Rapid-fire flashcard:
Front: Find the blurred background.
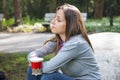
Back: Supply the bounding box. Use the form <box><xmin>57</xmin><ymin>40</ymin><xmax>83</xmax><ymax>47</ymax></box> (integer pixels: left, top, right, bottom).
<box><xmin>0</xmin><ymin>0</ymin><xmax>120</xmax><ymax>33</ymax></box>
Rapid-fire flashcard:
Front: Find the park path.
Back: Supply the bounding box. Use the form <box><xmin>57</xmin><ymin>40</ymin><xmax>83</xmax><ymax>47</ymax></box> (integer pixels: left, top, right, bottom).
<box><xmin>0</xmin><ymin>33</ymin><xmax>53</xmax><ymax>53</ymax></box>
<box><xmin>0</xmin><ymin>32</ymin><xmax>120</xmax><ymax>54</ymax></box>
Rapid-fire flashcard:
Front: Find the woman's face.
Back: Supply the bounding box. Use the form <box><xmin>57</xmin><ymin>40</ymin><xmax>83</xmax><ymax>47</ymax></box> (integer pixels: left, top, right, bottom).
<box><xmin>50</xmin><ymin>9</ymin><xmax>66</xmax><ymax>36</ymax></box>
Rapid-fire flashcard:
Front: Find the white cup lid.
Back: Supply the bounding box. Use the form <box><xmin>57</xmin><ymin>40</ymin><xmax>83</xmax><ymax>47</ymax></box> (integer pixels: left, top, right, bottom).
<box><xmin>30</xmin><ymin>57</ymin><xmax>43</xmax><ymax>62</ymax></box>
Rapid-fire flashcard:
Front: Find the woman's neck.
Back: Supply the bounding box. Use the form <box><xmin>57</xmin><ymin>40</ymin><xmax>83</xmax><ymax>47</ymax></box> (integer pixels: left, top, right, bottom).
<box><xmin>59</xmin><ymin>34</ymin><xmax>66</xmax><ymax>42</ymax></box>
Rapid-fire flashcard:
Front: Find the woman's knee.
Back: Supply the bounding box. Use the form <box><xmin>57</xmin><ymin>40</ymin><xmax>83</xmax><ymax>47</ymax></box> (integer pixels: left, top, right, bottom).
<box><xmin>27</xmin><ymin>66</ymin><xmax>32</xmax><ymax>73</ymax></box>
<box><xmin>41</xmin><ymin>72</ymin><xmax>59</xmax><ymax>80</ymax></box>
<box><xmin>41</xmin><ymin>72</ymin><xmax>74</xmax><ymax>80</ymax></box>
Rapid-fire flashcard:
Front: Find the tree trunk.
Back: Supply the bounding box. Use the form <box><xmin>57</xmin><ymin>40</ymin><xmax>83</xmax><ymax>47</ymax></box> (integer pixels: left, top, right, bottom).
<box><xmin>3</xmin><ymin>0</ymin><xmax>7</xmax><ymax>18</ymax></box>
<box><xmin>94</xmin><ymin>0</ymin><xmax>104</xmax><ymax>19</ymax></box>
<box><xmin>13</xmin><ymin>0</ymin><xmax>22</xmax><ymax>26</ymax></box>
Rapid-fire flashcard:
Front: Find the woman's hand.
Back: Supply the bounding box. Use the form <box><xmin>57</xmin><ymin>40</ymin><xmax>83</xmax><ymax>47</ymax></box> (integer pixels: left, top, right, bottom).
<box><xmin>28</xmin><ymin>63</ymin><xmax>31</xmax><ymax>66</ymax></box>
<box><xmin>28</xmin><ymin>51</ymin><xmax>38</xmax><ymax>62</ymax></box>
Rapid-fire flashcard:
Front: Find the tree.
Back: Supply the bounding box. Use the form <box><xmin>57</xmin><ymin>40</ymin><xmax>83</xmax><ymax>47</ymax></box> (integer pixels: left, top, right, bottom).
<box><xmin>3</xmin><ymin>0</ymin><xmax>7</xmax><ymax>18</ymax></box>
<box><xmin>13</xmin><ymin>0</ymin><xmax>22</xmax><ymax>26</ymax></box>
<box><xmin>25</xmin><ymin>0</ymin><xmax>48</xmax><ymax>19</ymax></box>
<box><xmin>94</xmin><ymin>0</ymin><xmax>104</xmax><ymax>19</ymax></box>
<box><xmin>49</xmin><ymin>0</ymin><xmax>57</xmax><ymax>12</ymax></box>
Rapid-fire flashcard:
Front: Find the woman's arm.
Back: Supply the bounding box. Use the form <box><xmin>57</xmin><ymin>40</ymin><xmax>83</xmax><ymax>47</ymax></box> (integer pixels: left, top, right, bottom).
<box><xmin>42</xmin><ymin>41</ymin><xmax>81</xmax><ymax>73</ymax></box>
<box><xmin>28</xmin><ymin>41</ymin><xmax>56</xmax><ymax>61</ymax></box>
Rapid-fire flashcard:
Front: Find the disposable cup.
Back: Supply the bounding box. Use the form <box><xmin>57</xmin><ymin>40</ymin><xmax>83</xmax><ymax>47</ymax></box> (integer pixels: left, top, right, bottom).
<box><xmin>30</xmin><ymin>57</ymin><xmax>43</xmax><ymax>76</ymax></box>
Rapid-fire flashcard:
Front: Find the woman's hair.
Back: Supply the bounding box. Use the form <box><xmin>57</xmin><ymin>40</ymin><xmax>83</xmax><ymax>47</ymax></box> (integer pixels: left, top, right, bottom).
<box><xmin>47</xmin><ymin>3</ymin><xmax>94</xmax><ymax>51</ymax></box>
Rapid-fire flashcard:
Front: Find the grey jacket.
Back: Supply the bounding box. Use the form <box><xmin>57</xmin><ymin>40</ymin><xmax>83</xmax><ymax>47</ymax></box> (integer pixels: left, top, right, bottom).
<box><xmin>28</xmin><ymin>34</ymin><xmax>101</xmax><ymax>80</ymax></box>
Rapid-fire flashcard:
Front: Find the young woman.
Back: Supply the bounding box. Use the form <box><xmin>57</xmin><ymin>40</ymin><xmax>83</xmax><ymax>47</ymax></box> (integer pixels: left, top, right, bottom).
<box><xmin>27</xmin><ymin>3</ymin><xmax>101</xmax><ymax>80</ymax></box>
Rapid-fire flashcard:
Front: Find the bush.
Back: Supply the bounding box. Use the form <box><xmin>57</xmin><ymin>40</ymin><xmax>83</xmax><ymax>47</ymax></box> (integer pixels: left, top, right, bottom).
<box><xmin>0</xmin><ymin>18</ymin><xmax>14</xmax><ymax>31</ymax></box>
<box><xmin>7</xmin><ymin>23</ymin><xmax>47</xmax><ymax>33</ymax></box>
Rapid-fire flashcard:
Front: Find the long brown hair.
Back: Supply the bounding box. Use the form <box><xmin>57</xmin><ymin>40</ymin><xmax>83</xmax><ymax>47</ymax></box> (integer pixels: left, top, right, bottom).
<box><xmin>47</xmin><ymin>3</ymin><xmax>94</xmax><ymax>51</ymax></box>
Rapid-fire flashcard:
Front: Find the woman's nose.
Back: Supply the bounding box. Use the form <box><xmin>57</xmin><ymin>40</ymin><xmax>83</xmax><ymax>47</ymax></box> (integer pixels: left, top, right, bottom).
<box><xmin>50</xmin><ymin>19</ymin><xmax>55</xmax><ymax>27</ymax></box>
<box><xmin>51</xmin><ymin>18</ymin><xmax>55</xmax><ymax>24</ymax></box>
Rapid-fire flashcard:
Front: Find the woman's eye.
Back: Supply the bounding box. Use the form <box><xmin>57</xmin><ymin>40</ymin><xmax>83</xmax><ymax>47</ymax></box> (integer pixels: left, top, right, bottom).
<box><xmin>57</xmin><ymin>19</ymin><xmax>61</xmax><ymax>22</ymax></box>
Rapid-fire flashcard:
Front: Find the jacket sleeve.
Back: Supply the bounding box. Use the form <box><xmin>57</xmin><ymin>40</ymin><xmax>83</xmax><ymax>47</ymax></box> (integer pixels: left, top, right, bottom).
<box><xmin>27</xmin><ymin>41</ymin><xmax>56</xmax><ymax>61</ymax></box>
<box><xmin>42</xmin><ymin>41</ymin><xmax>81</xmax><ymax>73</ymax></box>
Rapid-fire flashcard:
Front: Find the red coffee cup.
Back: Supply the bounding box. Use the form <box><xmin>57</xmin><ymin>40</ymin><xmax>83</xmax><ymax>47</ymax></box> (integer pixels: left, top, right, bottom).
<box><xmin>31</xmin><ymin>62</ymin><xmax>42</xmax><ymax>69</ymax></box>
<box><xmin>30</xmin><ymin>57</ymin><xmax>43</xmax><ymax>75</ymax></box>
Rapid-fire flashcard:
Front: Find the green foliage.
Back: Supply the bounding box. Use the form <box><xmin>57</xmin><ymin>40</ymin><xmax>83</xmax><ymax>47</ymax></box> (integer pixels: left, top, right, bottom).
<box><xmin>0</xmin><ymin>16</ymin><xmax>120</xmax><ymax>33</ymax></box>
<box><xmin>85</xmin><ymin>16</ymin><xmax>120</xmax><ymax>33</ymax></box>
<box><xmin>3</xmin><ymin>0</ymin><xmax>14</xmax><ymax>17</ymax></box>
<box><xmin>21</xmin><ymin>0</ymin><xmax>49</xmax><ymax>19</ymax></box>
<box><xmin>22</xmin><ymin>15</ymin><xmax>31</xmax><ymax>25</ymax></box>
<box><xmin>23</xmin><ymin>15</ymin><xmax>44</xmax><ymax>25</ymax></box>
<box><xmin>1</xmin><ymin>0</ymin><xmax>120</xmax><ymax>19</ymax></box>
<box><xmin>63</xmin><ymin>0</ymin><xmax>91</xmax><ymax>12</ymax></box>
<box><xmin>0</xmin><ymin>18</ymin><xmax>15</xmax><ymax>31</ymax></box>
<box><xmin>1</xmin><ymin>18</ymin><xmax>14</xmax><ymax>27</ymax></box>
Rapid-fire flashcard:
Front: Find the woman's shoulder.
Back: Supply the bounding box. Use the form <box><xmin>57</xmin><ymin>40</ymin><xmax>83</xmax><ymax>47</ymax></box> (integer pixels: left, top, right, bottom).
<box><xmin>63</xmin><ymin>35</ymin><xmax>87</xmax><ymax>48</ymax></box>
<box><xmin>64</xmin><ymin>34</ymin><xmax>92</xmax><ymax>52</ymax></box>
<box><xmin>68</xmin><ymin>34</ymin><xmax>86</xmax><ymax>44</ymax></box>
<box><xmin>43</xmin><ymin>40</ymin><xmax>57</xmax><ymax>48</ymax></box>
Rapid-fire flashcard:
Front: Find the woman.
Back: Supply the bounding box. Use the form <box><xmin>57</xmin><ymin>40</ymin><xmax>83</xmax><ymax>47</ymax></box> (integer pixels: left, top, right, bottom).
<box><xmin>27</xmin><ymin>3</ymin><xmax>101</xmax><ymax>80</ymax></box>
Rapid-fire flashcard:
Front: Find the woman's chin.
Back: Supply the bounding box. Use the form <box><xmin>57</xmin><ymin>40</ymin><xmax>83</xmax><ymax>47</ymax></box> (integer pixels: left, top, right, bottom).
<box><xmin>52</xmin><ymin>32</ymin><xmax>57</xmax><ymax>34</ymax></box>
<box><xmin>51</xmin><ymin>30</ymin><xmax>56</xmax><ymax>34</ymax></box>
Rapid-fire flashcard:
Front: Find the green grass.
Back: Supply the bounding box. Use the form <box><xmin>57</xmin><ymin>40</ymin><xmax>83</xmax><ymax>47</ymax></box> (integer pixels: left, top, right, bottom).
<box><xmin>85</xmin><ymin>16</ymin><xmax>120</xmax><ymax>33</ymax></box>
<box><xmin>0</xmin><ymin>53</ymin><xmax>28</xmax><ymax>80</ymax></box>
<box><xmin>0</xmin><ymin>52</ymin><xmax>54</xmax><ymax>80</ymax></box>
